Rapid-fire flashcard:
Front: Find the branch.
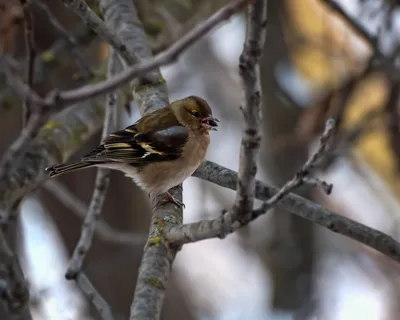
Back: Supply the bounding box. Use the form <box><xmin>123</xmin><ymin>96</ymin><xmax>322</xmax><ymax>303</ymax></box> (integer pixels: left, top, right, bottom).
<box><xmin>232</xmin><ymin>0</ymin><xmax>266</xmax><ymax>221</ymax></box>
<box><xmin>75</xmin><ymin>273</ymin><xmax>114</xmax><ymax>320</ymax></box>
<box><xmin>59</xmin><ymin>0</ymin><xmax>138</xmax><ymax>65</ymax></box>
<box><xmin>66</xmin><ymin>48</ymin><xmax>118</xmax><ymax>280</ymax></box>
<box><xmin>0</xmin><ymin>0</ymin><xmax>253</xmax><ymax>180</ymax></box>
<box><xmin>97</xmin><ymin>1</ymin><xmax>173</xmax><ymax>319</ymax></box>
<box><xmin>166</xmin><ymin>119</ymin><xmax>334</xmax><ymax>244</ymax></box>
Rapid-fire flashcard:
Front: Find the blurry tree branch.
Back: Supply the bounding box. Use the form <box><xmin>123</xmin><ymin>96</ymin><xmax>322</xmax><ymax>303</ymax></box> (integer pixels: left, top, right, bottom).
<box><xmin>75</xmin><ymin>272</ymin><xmax>114</xmax><ymax>320</ymax></box>
<box><xmin>59</xmin><ymin>0</ymin><xmax>138</xmax><ymax>65</ymax></box>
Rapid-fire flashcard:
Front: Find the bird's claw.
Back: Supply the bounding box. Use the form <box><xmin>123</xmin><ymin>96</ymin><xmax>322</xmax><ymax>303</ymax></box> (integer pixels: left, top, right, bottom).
<box><xmin>163</xmin><ymin>192</ymin><xmax>185</xmax><ymax>208</ymax></box>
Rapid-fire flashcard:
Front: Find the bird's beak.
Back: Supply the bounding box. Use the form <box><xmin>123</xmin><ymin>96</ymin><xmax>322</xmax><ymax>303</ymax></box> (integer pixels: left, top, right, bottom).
<box><xmin>201</xmin><ymin>116</ymin><xmax>219</xmax><ymax>131</ymax></box>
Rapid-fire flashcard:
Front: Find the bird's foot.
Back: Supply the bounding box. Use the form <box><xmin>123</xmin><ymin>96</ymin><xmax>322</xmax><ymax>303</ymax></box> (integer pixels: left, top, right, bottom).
<box><xmin>163</xmin><ymin>192</ymin><xmax>185</xmax><ymax>208</ymax></box>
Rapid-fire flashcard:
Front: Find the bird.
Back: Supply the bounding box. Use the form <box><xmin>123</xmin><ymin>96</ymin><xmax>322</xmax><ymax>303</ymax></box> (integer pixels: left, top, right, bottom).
<box><xmin>45</xmin><ymin>95</ymin><xmax>219</xmax><ymax>208</ymax></box>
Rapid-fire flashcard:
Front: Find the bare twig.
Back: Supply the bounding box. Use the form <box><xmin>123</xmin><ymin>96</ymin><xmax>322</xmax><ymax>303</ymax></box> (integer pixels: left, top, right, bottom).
<box><xmin>32</xmin><ymin>0</ymin><xmax>92</xmax><ymax>79</ymax></box>
<box><xmin>19</xmin><ymin>0</ymin><xmax>36</xmax><ymax>126</ymax></box>
<box><xmin>232</xmin><ymin>0</ymin><xmax>267</xmax><ymax>221</ymax></box>
<box><xmin>255</xmin><ymin>119</ymin><xmax>335</xmax><ymax>211</ymax></box>
<box><xmin>44</xmin><ymin>180</ymin><xmax>145</xmax><ymax>246</ymax></box>
<box><xmin>75</xmin><ymin>273</ymin><xmax>114</xmax><ymax>320</ymax></box>
<box><xmin>59</xmin><ymin>0</ymin><xmax>137</xmax><ymax>65</ymax></box>
<box><xmin>166</xmin><ymin>119</ymin><xmax>335</xmax><ymax>244</ymax></box>
<box><xmin>66</xmin><ymin>48</ymin><xmax>118</xmax><ymax>280</ymax></box>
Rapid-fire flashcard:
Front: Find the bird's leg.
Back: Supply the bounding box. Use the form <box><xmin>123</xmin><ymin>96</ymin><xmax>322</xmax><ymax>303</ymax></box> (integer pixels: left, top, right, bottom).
<box><xmin>163</xmin><ymin>191</ymin><xmax>185</xmax><ymax>208</ymax></box>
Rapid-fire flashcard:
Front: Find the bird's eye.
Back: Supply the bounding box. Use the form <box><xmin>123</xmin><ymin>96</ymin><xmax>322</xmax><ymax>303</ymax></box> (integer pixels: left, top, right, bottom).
<box><xmin>191</xmin><ymin>111</ymin><xmax>201</xmax><ymax>117</ymax></box>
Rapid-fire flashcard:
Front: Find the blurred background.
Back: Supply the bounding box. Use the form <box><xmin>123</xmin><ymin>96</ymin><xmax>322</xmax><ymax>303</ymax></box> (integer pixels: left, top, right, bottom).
<box><xmin>2</xmin><ymin>0</ymin><xmax>400</xmax><ymax>319</ymax></box>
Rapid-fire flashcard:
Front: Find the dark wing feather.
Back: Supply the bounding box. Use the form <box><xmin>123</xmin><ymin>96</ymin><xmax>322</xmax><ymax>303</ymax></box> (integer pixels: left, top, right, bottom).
<box><xmin>102</xmin><ymin>124</ymin><xmax>138</xmax><ymax>144</ymax></box>
<box><xmin>81</xmin><ymin>126</ymin><xmax>188</xmax><ymax>166</ymax></box>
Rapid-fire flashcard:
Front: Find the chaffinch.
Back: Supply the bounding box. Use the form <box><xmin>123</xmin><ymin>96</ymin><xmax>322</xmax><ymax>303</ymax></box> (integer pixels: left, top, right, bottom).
<box><xmin>45</xmin><ymin>95</ymin><xmax>218</xmax><ymax>207</ymax></box>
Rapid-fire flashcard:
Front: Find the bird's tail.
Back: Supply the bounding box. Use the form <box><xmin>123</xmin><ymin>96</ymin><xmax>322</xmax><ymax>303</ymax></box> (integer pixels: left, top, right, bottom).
<box><xmin>45</xmin><ymin>161</ymin><xmax>94</xmax><ymax>177</ymax></box>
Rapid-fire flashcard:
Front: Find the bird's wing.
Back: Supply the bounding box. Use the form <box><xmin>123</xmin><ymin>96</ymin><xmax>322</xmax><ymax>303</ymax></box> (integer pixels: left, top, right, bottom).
<box><xmin>82</xmin><ymin>126</ymin><xmax>189</xmax><ymax>165</ymax></box>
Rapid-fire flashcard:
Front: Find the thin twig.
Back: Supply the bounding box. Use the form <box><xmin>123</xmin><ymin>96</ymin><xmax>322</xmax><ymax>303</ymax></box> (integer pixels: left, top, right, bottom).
<box><xmin>32</xmin><ymin>0</ymin><xmax>92</xmax><ymax>79</ymax></box>
<box><xmin>166</xmin><ymin>119</ymin><xmax>335</xmax><ymax>244</ymax></box>
<box><xmin>19</xmin><ymin>0</ymin><xmax>36</xmax><ymax>126</ymax></box>
<box><xmin>75</xmin><ymin>273</ymin><xmax>114</xmax><ymax>320</ymax></box>
<box><xmin>256</xmin><ymin>119</ymin><xmax>335</xmax><ymax>211</ymax></box>
<box><xmin>232</xmin><ymin>0</ymin><xmax>267</xmax><ymax>221</ymax></box>
<box><xmin>66</xmin><ymin>48</ymin><xmax>118</xmax><ymax>280</ymax></box>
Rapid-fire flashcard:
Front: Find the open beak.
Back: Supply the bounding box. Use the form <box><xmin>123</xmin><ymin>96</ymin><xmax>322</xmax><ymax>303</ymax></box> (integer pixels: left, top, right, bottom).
<box><xmin>201</xmin><ymin>116</ymin><xmax>219</xmax><ymax>131</ymax></box>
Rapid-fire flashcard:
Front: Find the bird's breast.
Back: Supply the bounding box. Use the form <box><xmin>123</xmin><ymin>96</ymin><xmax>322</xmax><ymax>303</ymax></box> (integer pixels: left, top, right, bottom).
<box><xmin>135</xmin><ymin>131</ymin><xmax>210</xmax><ymax>195</ymax></box>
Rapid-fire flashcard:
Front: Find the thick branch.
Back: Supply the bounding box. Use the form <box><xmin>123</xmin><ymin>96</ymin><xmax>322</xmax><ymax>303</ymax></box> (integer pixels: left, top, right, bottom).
<box><xmin>98</xmin><ymin>1</ymin><xmax>175</xmax><ymax>319</ymax></box>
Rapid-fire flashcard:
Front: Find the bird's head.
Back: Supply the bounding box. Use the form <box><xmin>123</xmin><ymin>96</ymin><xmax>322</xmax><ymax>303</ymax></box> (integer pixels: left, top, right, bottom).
<box><xmin>170</xmin><ymin>96</ymin><xmax>219</xmax><ymax>131</ymax></box>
